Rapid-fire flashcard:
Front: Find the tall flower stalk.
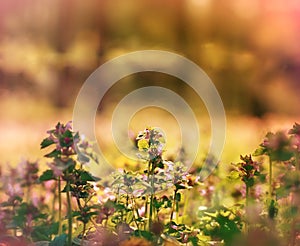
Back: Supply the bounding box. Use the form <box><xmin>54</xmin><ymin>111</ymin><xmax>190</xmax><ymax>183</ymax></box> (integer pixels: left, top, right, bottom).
<box><xmin>257</xmin><ymin>132</ymin><xmax>293</xmax><ymax>194</ymax></box>
<box><xmin>231</xmin><ymin>155</ymin><xmax>260</xmax><ymax>232</ymax></box>
<box><xmin>40</xmin><ymin>122</ymin><xmax>79</xmax><ymax>246</ymax></box>
<box><xmin>136</xmin><ymin>127</ymin><xmax>165</xmax><ymax>230</ymax></box>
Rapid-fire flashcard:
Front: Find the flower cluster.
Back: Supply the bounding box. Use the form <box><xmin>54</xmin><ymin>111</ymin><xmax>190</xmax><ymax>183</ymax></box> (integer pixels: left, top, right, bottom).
<box><xmin>289</xmin><ymin>122</ymin><xmax>300</xmax><ymax>153</ymax></box>
<box><xmin>2</xmin><ymin>121</ymin><xmax>300</xmax><ymax>245</ymax></box>
<box><xmin>136</xmin><ymin>127</ymin><xmax>165</xmax><ymax>162</ymax></box>
<box><xmin>255</xmin><ymin>131</ymin><xmax>293</xmax><ymax>162</ymax></box>
<box><xmin>234</xmin><ymin>155</ymin><xmax>260</xmax><ymax>188</ymax></box>
<box><xmin>41</xmin><ymin>121</ymin><xmax>79</xmax><ymax>158</ymax></box>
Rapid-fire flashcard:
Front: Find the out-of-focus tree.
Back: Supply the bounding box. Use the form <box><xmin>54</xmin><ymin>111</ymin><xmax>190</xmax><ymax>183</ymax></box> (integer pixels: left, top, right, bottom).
<box><xmin>0</xmin><ymin>0</ymin><xmax>299</xmax><ymax>115</ymax></box>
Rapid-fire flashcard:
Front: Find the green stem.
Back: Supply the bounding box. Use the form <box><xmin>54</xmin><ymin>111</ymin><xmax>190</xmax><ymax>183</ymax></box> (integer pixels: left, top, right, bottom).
<box><xmin>58</xmin><ymin>176</ymin><xmax>62</xmax><ymax>235</ymax></box>
<box><xmin>170</xmin><ymin>190</ymin><xmax>177</xmax><ymax>222</ymax></box>
<box><xmin>66</xmin><ymin>177</ymin><xmax>72</xmax><ymax>246</ymax></box>
<box><xmin>12</xmin><ymin>204</ymin><xmax>17</xmax><ymax>236</ymax></box>
<box><xmin>81</xmin><ymin>222</ymin><xmax>86</xmax><ymax>246</ymax></box>
<box><xmin>149</xmin><ymin>193</ymin><xmax>154</xmax><ymax>229</ymax></box>
<box><xmin>269</xmin><ymin>158</ymin><xmax>273</xmax><ymax>198</ymax></box>
<box><xmin>182</xmin><ymin>191</ymin><xmax>189</xmax><ymax>224</ymax></box>
<box><xmin>175</xmin><ymin>198</ymin><xmax>179</xmax><ymax>222</ymax></box>
<box><xmin>144</xmin><ymin>195</ymin><xmax>148</xmax><ymax>230</ymax></box>
<box><xmin>296</xmin><ymin>152</ymin><xmax>300</xmax><ymax>171</ymax></box>
<box><xmin>290</xmin><ymin>192</ymin><xmax>296</xmax><ymax>246</ymax></box>
<box><xmin>149</xmin><ymin>161</ymin><xmax>155</xmax><ymax>230</ymax></box>
<box><xmin>245</xmin><ymin>185</ymin><xmax>250</xmax><ymax>208</ymax></box>
<box><xmin>245</xmin><ymin>185</ymin><xmax>250</xmax><ymax>233</ymax></box>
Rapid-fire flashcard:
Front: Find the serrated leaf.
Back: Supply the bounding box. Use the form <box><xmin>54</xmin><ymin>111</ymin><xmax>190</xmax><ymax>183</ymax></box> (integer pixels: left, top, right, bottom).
<box><xmin>41</xmin><ymin>138</ymin><xmax>55</xmax><ymax>149</ymax></box>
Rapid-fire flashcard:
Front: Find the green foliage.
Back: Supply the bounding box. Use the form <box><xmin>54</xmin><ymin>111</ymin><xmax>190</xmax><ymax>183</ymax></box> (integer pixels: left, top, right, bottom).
<box><xmin>31</xmin><ymin>222</ymin><xmax>59</xmax><ymax>241</ymax></box>
<box><xmin>197</xmin><ymin>206</ymin><xmax>242</xmax><ymax>245</ymax></box>
<box><xmin>2</xmin><ymin>121</ymin><xmax>300</xmax><ymax>245</ymax></box>
<box><xmin>39</xmin><ymin>169</ymin><xmax>55</xmax><ymax>181</ymax></box>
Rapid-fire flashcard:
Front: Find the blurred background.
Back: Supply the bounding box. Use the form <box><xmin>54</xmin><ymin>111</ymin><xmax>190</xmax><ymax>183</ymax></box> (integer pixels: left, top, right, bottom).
<box><xmin>0</xmin><ymin>0</ymin><xmax>299</xmax><ymax>167</ymax></box>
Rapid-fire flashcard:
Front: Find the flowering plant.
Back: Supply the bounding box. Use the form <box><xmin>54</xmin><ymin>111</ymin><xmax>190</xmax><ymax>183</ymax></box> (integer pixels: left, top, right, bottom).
<box><xmin>1</xmin><ymin>122</ymin><xmax>300</xmax><ymax>245</ymax></box>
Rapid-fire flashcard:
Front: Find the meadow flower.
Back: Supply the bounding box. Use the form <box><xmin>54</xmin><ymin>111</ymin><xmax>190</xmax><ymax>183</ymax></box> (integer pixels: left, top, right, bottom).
<box><xmin>288</xmin><ymin>122</ymin><xmax>300</xmax><ymax>136</ymax></box>
<box><xmin>17</xmin><ymin>160</ymin><xmax>39</xmax><ymax>187</ymax></box>
<box><xmin>97</xmin><ymin>186</ymin><xmax>116</xmax><ymax>203</ymax></box>
<box><xmin>289</xmin><ymin>122</ymin><xmax>300</xmax><ymax>152</ymax></box>
<box><xmin>47</xmin><ymin>162</ymin><xmax>63</xmax><ymax>177</ymax></box>
<box><xmin>5</xmin><ymin>182</ymin><xmax>23</xmax><ymax>204</ymax></box>
<box><xmin>256</xmin><ymin>131</ymin><xmax>293</xmax><ymax>161</ymax></box>
<box><xmin>235</xmin><ymin>155</ymin><xmax>260</xmax><ymax>188</ymax></box>
<box><xmin>136</xmin><ymin>127</ymin><xmax>165</xmax><ymax>161</ymax></box>
<box><xmin>164</xmin><ymin>161</ymin><xmax>191</xmax><ymax>190</ymax></box>
<box><xmin>41</xmin><ymin>121</ymin><xmax>80</xmax><ymax>158</ymax></box>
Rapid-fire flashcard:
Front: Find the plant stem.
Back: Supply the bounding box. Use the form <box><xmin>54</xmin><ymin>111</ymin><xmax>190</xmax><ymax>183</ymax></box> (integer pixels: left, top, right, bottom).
<box><xmin>58</xmin><ymin>176</ymin><xmax>62</xmax><ymax>235</ymax></box>
<box><xmin>182</xmin><ymin>191</ymin><xmax>190</xmax><ymax>224</ymax></box>
<box><xmin>245</xmin><ymin>185</ymin><xmax>250</xmax><ymax>208</ymax></box>
<box><xmin>269</xmin><ymin>158</ymin><xmax>273</xmax><ymax>198</ymax></box>
<box><xmin>81</xmin><ymin>222</ymin><xmax>86</xmax><ymax>246</ymax></box>
<box><xmin>290</xmin><ymin>192</ymin><xmax>296</xmax><ymax>246</ymax></box>
<box><xmin>66</xmin><ymin>176</ymin><xmax>72</xmax><ymax>246</ymax></box>
<box><xmin>131</xmin><ymin>196</ymin><xmax>142</xmax><ymax>234</ymax></box>
<box><xmin>148</xmin><ymin>161</ymin><xmax>155</xmax><ymax>230</ymax></box>
<box><xmin>12</xmin><ymin>204</ymin><xmax>17</xmax><ymax>236</ymax></box>
<box><xmin>149</xmin><ymin>193</ymin><xmax>153</xmax><ymax>228</ymax></box>
<box><xmin>296</xmin><ymin>152</ymin><xmax>300</xmax><ymax>171</ymax></box>
<box><xmin>26</xmin><ymin>186</ymin><xmax>31</xmax><ymax>203</ymax></box>
<box><xmin>170</xmin><ymin>190</ymin><xmax>177</xmax><ymax>222</ymax></box>
<box><xmin>245</xmin><ymin>185</ymin><xmax>250</xmax><ymax>234</ymax></box>
<box><xmin>144</xmin><ymin>195</ymin><xmax>148</xmax><ymax>230</ymax></box>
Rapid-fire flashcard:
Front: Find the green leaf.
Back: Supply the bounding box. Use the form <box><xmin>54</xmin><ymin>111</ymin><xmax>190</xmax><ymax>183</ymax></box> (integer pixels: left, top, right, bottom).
<box><xmin>188</xmin><ymin>236</ymin><xmax>199</xmax><ymax>246</ymax></box>
<box><xmin>61</xmin><ymin>185</ymin><xmax>68</xmax><ymax>193</ymax></box>
<box><xmin>39</xmin><ymin>170</ymin><xmax>55</xmax><ymax>181</ymax></box>
<box><xmin>45</xmin><ymin>149</ymin><xmax>61</xmax><ymax>158</ymax></box>
<box><xmin>31</xmin><ymin>222</ymin><xmax>59</xmax><ymax>241</ymax></box>
<box><xmin>253</xmin><ymin>147</ymin><xmax>266</xmax><ymax>156</ymax></box>
<box><xmin>133</xmin><ymin>230</ymin><xmax>154</xmax><ymax>241</ymax></box>
<box><xmin>41</xmin><ymin>138</ymin><xmax>55</xmax><ymax>149</ymax></box>
<box><xmin>72</xmin><ymin>211</ymin><xmax>81</xmax><ymax>217</ymax></box>
<box><xmin>271</xmin><ymin>150</ymin><xmax>293</xmax><ymax>162</ymax></box>
<box><xmin>268</xmin><ymin>199</ymin><xmax>278</xmax><ymax>219</ymax></box>
<box><xmin>80</xmin><ymin>170</ymin><xmax>100</xmax><ymax>182</ymax></box>
<box><xmin>49</xmin><ymin>234</ymin><xmax>67</xmax><ymax>246</ymax></box>
<box><xmin>245</xmin><ymin>177</ymin><xmax>254</xmax><ymax>188</ymax></box>
<box><xmin>175</xmin><ymin>192</ymin><xmax>181</xmax><ymax>202</ymax></box>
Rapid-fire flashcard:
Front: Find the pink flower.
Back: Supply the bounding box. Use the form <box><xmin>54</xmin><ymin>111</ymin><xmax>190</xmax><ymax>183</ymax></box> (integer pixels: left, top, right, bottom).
<box><xmin>47</xmin><ymin>162</ymin><xmax>63</xmax><ymax>177</ymax></box>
